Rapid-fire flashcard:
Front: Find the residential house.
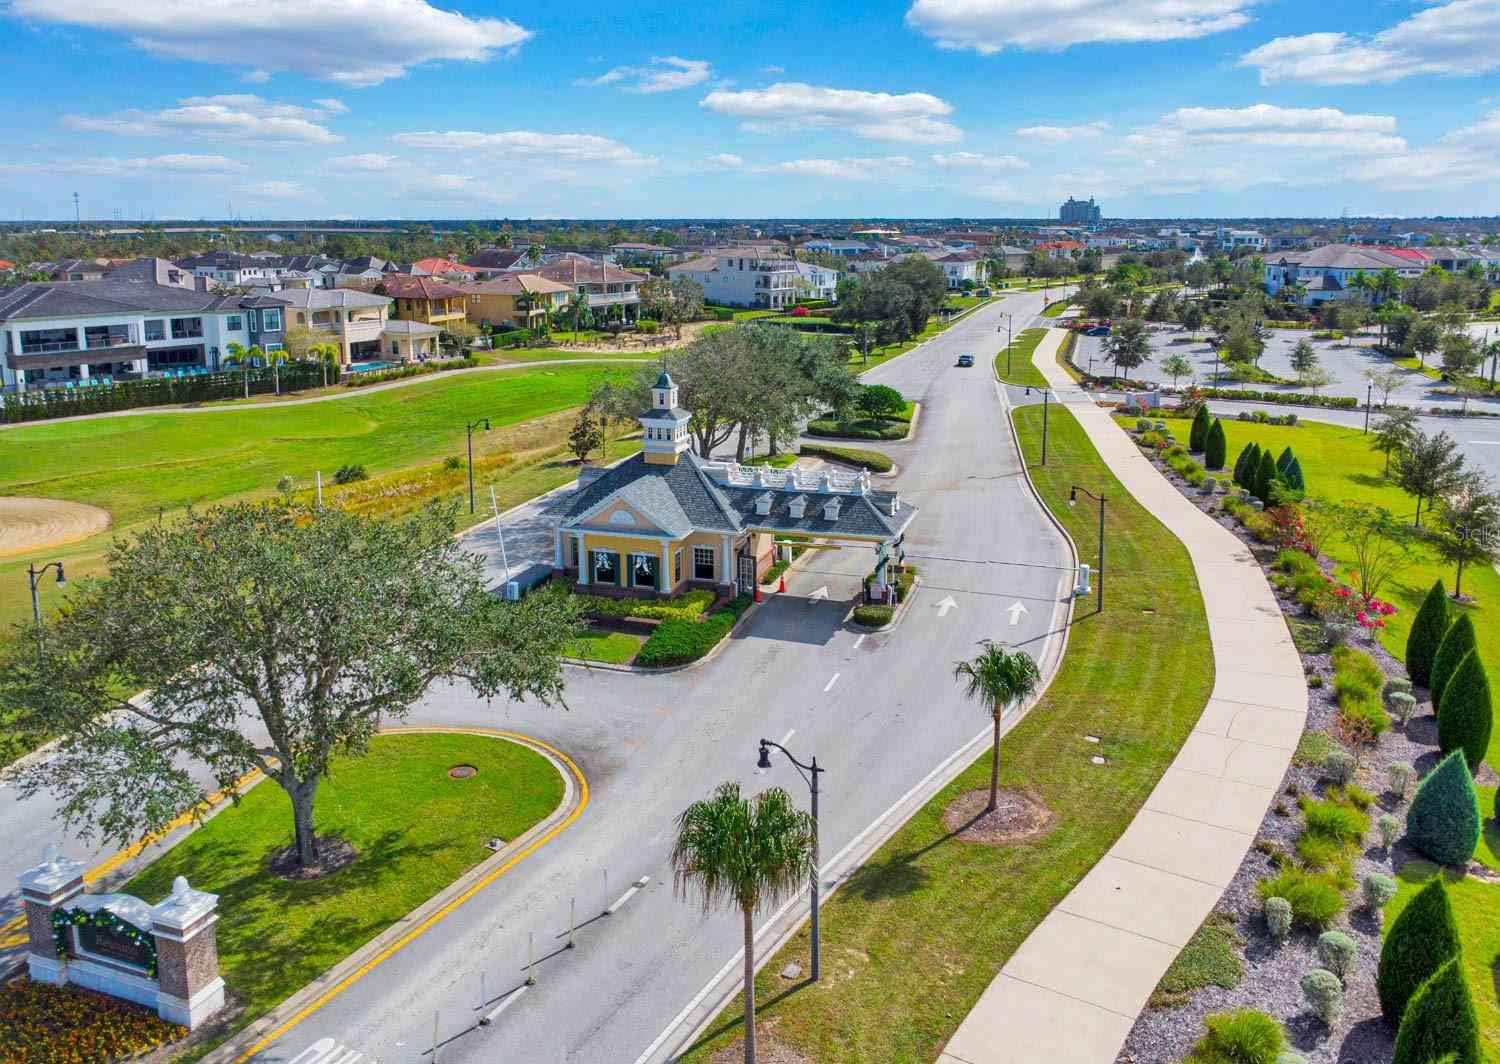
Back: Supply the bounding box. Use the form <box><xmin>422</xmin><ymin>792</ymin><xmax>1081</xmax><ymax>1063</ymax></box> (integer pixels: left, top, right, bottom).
<box><xmin>105</xmin><ymin>257</ymin><xmax>198</xmax><ymax>289</ymax></box>
<box><xmin>465</xmin><ymin>248</ymin><xmax>540</xmax><ymax>276</ymax></box>
<box><xmin>534</xmin><ymin>260</ymin><xmax>647</xmax><ymax>323</ymax></box>
<box><xmin>459</xmin><ymin>273</ymin><xmax>574</xmax><ymax>330</ymax></box>
<box><xmin>610</xmin><ymin>243</ymin><xmax>679</xmax><ymax>265</ymax></box>
<box><xmin>380</xmin><ymin>320</ymin><xmax>444</xmax><ymax>361</ymax></box>
<box><xmin>408</xmin><ymin>257</ymin><xmax>479</xmax><ymax>281</ymax></box>
<box><xmin>793</xmin><ymin>261</ymin><xmax>840</xmax><ymax>301</ymax></box>
<box><xmin>929</xmin><ymin>250</ymin><xmax>985</xmax><ymax>289</ymax></box>
<box><xmin>1262</xmin><ymin>244</ymin><xmax>1427</xmax><ymax>305</ymax></box>
<box><xmin>1218</xmin><ymin>228</ymin><xmax>1267</xmax><ymax>252</ymax></box>
<box><xmin>239</xmin><ymin>295</ymin><xmax>288</xmax><ymax>352</ymax></box>
<box><xmin>176</xmin><ymin>252</ymin><xmax>281</xmax><ymax>289</ymax></box>
<box><xmin>551</xmin><ymin>372</ymin><xmax>918</xmax><ymax>598</ymax></box>
<box><xmin>667</xmin><ymin>249</ymin><xmax>798</xmax><ymax>309</ymax></box>
<box><xmin>0</xmin><ymin>280</ymin><xmax>267</xmax><ymax>391</ymax></box>
<box><xmin>1035</xmin><ymin>240</ymin><xmax>1085</xmax><ymax>260</ymax></box>
<box><xmin>258</xmin><ymin>288</ymin><xmax>392</xmax><ymax>365</ymax></box>
<box><xmin>372</xmin><ymin>275</ymin><xmax>469</xmax><ymax>329</ymax></box>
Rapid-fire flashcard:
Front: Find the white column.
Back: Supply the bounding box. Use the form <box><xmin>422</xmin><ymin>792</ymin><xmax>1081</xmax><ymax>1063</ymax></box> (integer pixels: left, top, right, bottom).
<box><xmin>575</xmin><ymin>533</ymin><xmax>587</xmax><ymax>583</ymax></box>
<box><xmin>77</xmin><ymin>363</ymin><xmax>89</xmax><ymax>380</ymax></box>
<box><xmin>720</xmin><ymin>535</ymin><xmax>733</xmax><ymax>585</ymax></box>
<box><xmin>553</xmin><ymin>527</ymin><xmax>564</xmax><ymax>569</ymax></box>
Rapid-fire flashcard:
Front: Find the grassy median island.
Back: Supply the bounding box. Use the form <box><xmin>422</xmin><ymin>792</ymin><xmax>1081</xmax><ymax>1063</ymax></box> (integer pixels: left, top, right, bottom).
<box><xmin>681</xmin><ymin>404</ymin><xmax>1213</xmax><ymax>1061</ymax></box>
<box><xmin>119</xmin><ymin>731</ymin><xmax>564</xmax><ymax>1057</ymax></box>
<box><xmin>991</xmin><ymin>326</ymin><xmax>1051</xmax><ymax>389</ymax></box>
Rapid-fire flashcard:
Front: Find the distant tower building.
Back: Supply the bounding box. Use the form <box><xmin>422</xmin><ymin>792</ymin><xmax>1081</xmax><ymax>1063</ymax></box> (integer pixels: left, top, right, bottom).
<box><xmin>1059</xmin><ymin>196</ymin><xmax>1101</xmax><ymax>224</ymax></box>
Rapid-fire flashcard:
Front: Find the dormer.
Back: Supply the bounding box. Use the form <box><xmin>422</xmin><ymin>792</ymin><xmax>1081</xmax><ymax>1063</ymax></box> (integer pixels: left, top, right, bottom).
<box><xmin>754</xmin><ymin>493</ymin><xmax>773</xmax><ymax>516</ymax></box>
<box><xmin>787</xmin><ymin>495</ymin><xmax>807</xmax><ymax>519</ymax></box>
<box><xmin>822</xmin><ymin>498</ymin><xmax>841</xmax><ymax>521</ymax></box>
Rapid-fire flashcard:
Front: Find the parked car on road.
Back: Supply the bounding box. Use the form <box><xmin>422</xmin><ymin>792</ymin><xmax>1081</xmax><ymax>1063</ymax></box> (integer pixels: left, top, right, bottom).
<box><xmin>956</xmin><ymin>353</ymin><xmax>975</xmax><ymax>367</ymax></box>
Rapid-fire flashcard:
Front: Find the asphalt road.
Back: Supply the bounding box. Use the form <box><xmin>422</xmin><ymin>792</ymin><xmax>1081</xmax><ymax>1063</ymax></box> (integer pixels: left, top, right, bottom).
<box><xmin>0</xmin><ymin>292</ymin><xmax>1075</xmax><ymax>1063</ymax></box>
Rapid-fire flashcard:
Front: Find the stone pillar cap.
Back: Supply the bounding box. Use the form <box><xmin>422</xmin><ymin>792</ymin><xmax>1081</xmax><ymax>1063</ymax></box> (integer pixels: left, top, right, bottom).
<box><xmin>18</xmin><ymin>844</ymin><xmax>86</xmax><ymax>896</ymax></box>
<box><xmin>149</xmin><ymin>876</ymin><xmax>219</xmax><ymax>932</ymax></box>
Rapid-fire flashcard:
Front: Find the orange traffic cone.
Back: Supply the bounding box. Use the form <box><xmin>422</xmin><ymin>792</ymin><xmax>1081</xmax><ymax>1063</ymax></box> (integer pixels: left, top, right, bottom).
<box><xmin>754</xmin><ymin>585</ymin><xmax>763</xmax><ymax>603</ymax></box>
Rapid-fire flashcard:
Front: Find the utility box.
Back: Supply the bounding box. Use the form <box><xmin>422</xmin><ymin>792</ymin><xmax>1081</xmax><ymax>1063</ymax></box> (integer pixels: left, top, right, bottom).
<box><xmin>1075</xmin><ymin>563</ymin><xmax>1092</xmax><ymax>597</ymax></box>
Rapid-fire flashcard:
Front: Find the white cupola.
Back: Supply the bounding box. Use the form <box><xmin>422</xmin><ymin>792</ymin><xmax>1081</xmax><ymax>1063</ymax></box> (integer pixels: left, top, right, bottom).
<box><xmin>640</xmin><ymin>369</ymin><xmax>692</xmax><ymax>466</ymax></box>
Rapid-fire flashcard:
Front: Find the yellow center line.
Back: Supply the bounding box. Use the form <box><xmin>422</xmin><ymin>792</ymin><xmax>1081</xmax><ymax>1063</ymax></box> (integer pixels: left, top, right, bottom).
<box><xmin>230</xmin><ymin>726</ymin><xmax>587</xmax><ymax>1062</ymax></box>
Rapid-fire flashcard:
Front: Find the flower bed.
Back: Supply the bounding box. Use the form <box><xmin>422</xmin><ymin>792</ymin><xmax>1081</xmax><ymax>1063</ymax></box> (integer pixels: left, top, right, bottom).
<box><xmin>0</xmin><ymin>977</ymin><xmax>185</xmax><ymax>1064</ymax></box>
<box><xmin>1119</xmin><ymin>420</ymin><xmax>1499</xmax><ymax>1063</ymax></box>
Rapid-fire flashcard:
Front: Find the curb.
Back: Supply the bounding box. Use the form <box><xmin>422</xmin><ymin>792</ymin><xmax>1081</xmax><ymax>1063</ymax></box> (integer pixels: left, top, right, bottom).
<box><xmin>201</xmin><ymin>726</ymin><xmax>587</xmax><ymax>1064</ymax></box>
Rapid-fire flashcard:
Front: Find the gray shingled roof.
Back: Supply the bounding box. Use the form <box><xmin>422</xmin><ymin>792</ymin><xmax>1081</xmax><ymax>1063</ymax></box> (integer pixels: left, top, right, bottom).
<box><xmin>721</xmin><ymin>485</ymin><xmax>915</xmax><ymax>539</ymax></box>
<box><xmin>0</xmin><ymin>280</ymin><xmax>241</xmax><ymax>321</ymax></box>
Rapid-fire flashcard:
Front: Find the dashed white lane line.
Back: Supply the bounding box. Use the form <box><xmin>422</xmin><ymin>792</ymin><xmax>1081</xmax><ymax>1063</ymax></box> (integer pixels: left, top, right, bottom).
<box><xmin>852</xmin><ymin>634</ymin><xmax>866</xmax><ymax>650</ymax></box>
<box><xmin>780</xmin><ymin>729</ymin><xmax>796</xmax><ymax>746</ymax></box>
<box><xmin>823</xmin><ymin>673</ymin><xmax>841</xmax><ymax>693</ymax></box>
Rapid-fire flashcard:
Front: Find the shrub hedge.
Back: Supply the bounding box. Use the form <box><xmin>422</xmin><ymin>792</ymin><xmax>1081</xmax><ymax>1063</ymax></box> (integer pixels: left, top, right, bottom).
<box><xmin>1430</xmin><ymin>614</ymin><xmax>1478</xmax><ymax>708</ymax></box>
<box><xmin>852</xmin><ymin>604</ymin><xmax>895</xmax><ymax>627</ymax></box>
<box><xmin>1406</xmin><ymin>751</ymin><xmax>1481</xmax><ymax>868</ymax></box>
<box><xmin>798</xmin><ymin>444</ymin><xmax>893</xmax><ymax>473</ymax></box>
<box><xmin>1436</xmin><ymin>651</ymin><xmax>1493</xmax><ymax>773</ymax></box>
<box><xmin>635</xmin><ymin>594</ymin><xmax>752</xmax><ymax>667</ymax></box>
<box><xmin>1200</xmin><ymin>388</ymin><xmax>1358</xmax><ymax>409</ymax></box>
<box><xmin>1391</xmin><ymin>958</ymin><xmax>1482</xmax><ymax>1064</ymax></box>
<box><xmin>1406</xmin><ymin>580</ymin><xmax>1451</xmax><ymax>688</ymax></box>
<box><xmin>804</xmin><ymin>418</ymin><xmax>908</xmax><ymax>441</ymax></box>
<box><xmin>1378</xmin><ymin>877</ymin><xmax>1462</xmax><ymax>1023</ymax></box>
<box><xmin>572</xmin><ymin>585</ymin><xmax>716</xmax><ymax>623</ymax></box>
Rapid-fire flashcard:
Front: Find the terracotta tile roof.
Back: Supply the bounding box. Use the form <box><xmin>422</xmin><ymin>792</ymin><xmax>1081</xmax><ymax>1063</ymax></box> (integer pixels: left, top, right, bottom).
<box><xmin>460</xmin><ymin>272</ymin><xmax>574</xmax><ymax>296</ymax></box>
<box><xmin>376</xmin><ymin>274</ymin><xmax>469</xmax><ymax>300</ymax></box>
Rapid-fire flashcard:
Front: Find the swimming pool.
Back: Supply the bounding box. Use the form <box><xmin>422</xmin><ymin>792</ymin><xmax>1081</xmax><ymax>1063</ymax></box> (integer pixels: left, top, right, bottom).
<box><xmin>346</xmin><ymin>360</ymin><xmax>398</xmax><ymax>373</ymax></box>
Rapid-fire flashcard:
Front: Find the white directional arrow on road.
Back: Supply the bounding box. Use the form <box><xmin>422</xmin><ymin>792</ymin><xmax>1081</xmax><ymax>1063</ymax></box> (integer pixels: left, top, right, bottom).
<box><xmin>935</xmin><ymin>595</ymin><xmax>958</xmax><ymax>617</ymax></box>
<box><xmin>1007</xmin><ymin>601</ymin><xmax>1029</xmax><ymax>625</ymax></box>
<box><xmin>809</xmin><ymin>586</ymin><xmax>830</xmax><ymax>603</ymax></box>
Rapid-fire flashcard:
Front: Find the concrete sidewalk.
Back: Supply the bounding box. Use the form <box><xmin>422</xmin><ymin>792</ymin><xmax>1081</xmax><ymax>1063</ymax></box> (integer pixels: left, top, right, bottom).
<box><xmin>938</xmin><ymin>330</ymin><xmax>1307</xmax><ymax>1064</ymax></box>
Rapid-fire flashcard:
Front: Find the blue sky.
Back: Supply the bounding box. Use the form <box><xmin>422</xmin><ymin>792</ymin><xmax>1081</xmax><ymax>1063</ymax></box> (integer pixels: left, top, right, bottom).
<box><xmin>2</xmin><ymin>0</ymin><xmax>1497</xmax><ymax>220</ymax></box>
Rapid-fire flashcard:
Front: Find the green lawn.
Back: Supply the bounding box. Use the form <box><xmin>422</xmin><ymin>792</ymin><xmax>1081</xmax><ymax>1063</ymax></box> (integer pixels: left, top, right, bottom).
<box><xmin>1041</xmin><ymin>300</ymin><xmax>1069</xmax><ymax>318</ymax></box>
<box><xmin>1142</xmin><ymin>412</ymin><xmax>1500</xmax><ymax>767</ymax></box>
<box><xmin>121</xmin><ymin>732</ymin><xmax>564</xmax><ymax>1059</ymax></box>
<box><xmin>492</xmin><ymin>348</ymin><xmax>657</xmax><ymax>364</ymax></box>
<box><xmin>1388</xmin><ymin>861</ymin><xmax>1500</xmax><ymax>1058</ymax></box>
<box><xmin>566</xmin><ymin>628</ymin><xmax>644</xmax><ymax>664</ymax></box>
<box><xmin>992</xmin><ymin>327</ymin><xmax>1051</xmax><ymax>388</ymax></box>
<box><xmin>681</xmin><ymin>403</ymin><xmax>1212</xmax><ymax>1061</ymax></box>
<box><xmin>0</xmin><ymin>364</ymin><xmax>633</xmax><ymax>642</ymax></box>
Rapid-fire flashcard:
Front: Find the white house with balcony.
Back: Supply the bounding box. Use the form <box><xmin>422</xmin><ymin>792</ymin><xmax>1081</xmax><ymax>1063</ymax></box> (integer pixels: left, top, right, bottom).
<box><xmin>0</xmin><ymin>280</ymin><xmax>266</xmax><ymax>392</ymax></box>
<box><xmin>534</xmin><ymin>260</ymin><xmax>647</xmax><ymax>323</ymax></box>
<box><xmin>794</xmin><ymin>261</ymin><xmax>840</xmax><ymax>301</ymax></box>
<box><xmin>253</xmin><ymin>287</ymin><xmax>392</xmax><ymax>365</ymax></box>
<box><xmin>667</xmin><ymin>249</ymin><xmax>799</xmax><ymax>309</ymax></box>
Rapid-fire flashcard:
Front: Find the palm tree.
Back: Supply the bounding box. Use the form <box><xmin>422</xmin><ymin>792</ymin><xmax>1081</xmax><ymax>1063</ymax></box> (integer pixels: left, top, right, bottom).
<box><xmin>224</xmin><ymin>341</ymin><xmax>262</xmax><ymax>399</ymax></box>
<box><xmin>566</xmin><ymin>291</ymin><xmax>590</xmax><ymax>343</ymax></box>
<box><xmin>671</xmin><ymin>782</ymin><xmax>815</xmax><ymax>1064</ymax></box>
<box><xmin>263</xmin><ymin>346</ymin><xmax>288</xmax><ymax>396</ymax></box>
<box><xmin>953</xmin><ymin>642</ymin><xmax>1042</xmax><ymax>812</ymax></box>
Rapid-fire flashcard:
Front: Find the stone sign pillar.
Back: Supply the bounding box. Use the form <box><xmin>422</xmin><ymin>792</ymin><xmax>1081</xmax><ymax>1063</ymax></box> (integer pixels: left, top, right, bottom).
<box><xmin>150</xmin><ymin>876</ymin><xmax>225</xmax><ymax>1029</ymax></box>
<box><xmin>17</xmin><ymin>846</ymin><xmax>86</xmax><ymax>986</ymax></box>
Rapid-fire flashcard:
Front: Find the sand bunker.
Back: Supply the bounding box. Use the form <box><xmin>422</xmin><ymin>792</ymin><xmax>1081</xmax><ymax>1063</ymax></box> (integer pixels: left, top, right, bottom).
<box><xmin>0</xmin><ymin>497</ymin><xmax>111</xmax><ymax>553</ymax></box>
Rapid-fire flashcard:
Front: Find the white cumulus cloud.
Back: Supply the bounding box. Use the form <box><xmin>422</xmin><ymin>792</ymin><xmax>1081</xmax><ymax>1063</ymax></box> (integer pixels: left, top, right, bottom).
<box><xmin>930</xmin><ymin>151</ymin><xmax>1028</xmax><ymax>170</ymax></box>
<box><xmin>1240</xmin><ymin>0</ymin><xmax>1500</xmax><ymax>85</ymax></box>
<box><xmin>1148</xmin><ymin>104</ymin><xmax>1405</xmax><ymax>154</ymax></box>
<box><xmin>1015</xmin><ymin>121</ymin><xmax>1110</xmax><ymax>141</ymax></box>
<box><xmin>389</xmin><ymin>130</ymin><xmax>655</xmax><ymax>166</ymax></box>
<box><xmin>906</xmin><ymin>0</ymin><xmax>1256</xmax><ymax>52</ymax></box>
<box><xmin>63</xmin><ymin>95</ymin><xmax>343</xmax><ymax>144</ymax></box>
<box><xmin>331</xmin><ymin>153</ymin><xmax>398</xmax><ymax>170</ymax></box>
<box><xmin>10</xmin><ymin>0</ymin><xmax>532</xmax><ymax>86</ymax></box>
<box><xmin>696</xmin><ymin>153</ymin><xmax>745</xmax><ymax>168</ymax></box>
<box><xmin>760</xmin><ymin>156</ymin><xmax>915</xmax><ymax>181</ymax></box>
<box><xmin>586</xmin><ymin>56</ymin><xmax>712</xmax><ymax>93</ymax></box>
<box><xmin>700</xmin><ymin>82</ymin><xmax>962</xmax><ymax>143</ymax></box>
<box><xmin>0</xmin><ymin>154</ymin><xmax>247</xmax><ymax>176</ymax></box>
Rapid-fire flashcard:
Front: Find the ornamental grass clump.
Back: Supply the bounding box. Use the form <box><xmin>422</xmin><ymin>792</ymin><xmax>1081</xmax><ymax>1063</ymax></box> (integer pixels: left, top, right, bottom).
<box><xmin>1257</xmin><ymin>867</ymin><xmax>1346</xmax><ymax>931</ymax></box>
<box><xmin>1406</xmin><ymin>580</ymin><xmax>1450</xmax><ymax>688</ymax></box>
<box><xmin>1391</xmin><ymin>958</ymin><xmax>1482</xmax><ymax>1064</ymax></box>
<box><xmin>1191</xmin><ymin>1008</ymin><xmax>1287</xmax><ymax>1064</ymax></box>
<box><xmin>1437</xmin><ymin>651</ymin><xmax>1493</xmax><ymax>773</ymax></box>
<box><xmin>1301</xmin><ymin>967</ymin><xmax>1343</xmax><ymax>1025</ymax></box>
<box><xmin>1377</xmin><ymin>878</ymin><xmax>1461</xmax><ymax>1023</ymax></box>
<box><xmin>1405</xmin><ymin>751</ymin><xmax>1481</xmax><ymax>867</ymax></box>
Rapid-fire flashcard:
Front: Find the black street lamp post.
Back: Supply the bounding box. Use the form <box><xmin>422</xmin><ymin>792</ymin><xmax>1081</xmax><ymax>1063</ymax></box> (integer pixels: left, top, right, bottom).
<box><xmin>1025</xmin><ymin>386</ymin><xmax>1050</xmax><ymax>465</ymax></box>
<box><xmin>27</xmin><ymin>560</ymin><xmax>66</xmax><ymax>664</ymax></box>
<box><xmin>1363</xmin><ymin>382</ymin><xmax>1373</xmax><ymax>434</ymax></box>
<box><xmin>757</xmin><ymin>738</ymin><xmax>823</xmax><ymax>982</ymax></box>
<box><xmin>1067</xmin><ymin>486</ymin><xmax>1106</xmax><ymax>611</ymax></box>
<box><xmin>466</xmin><ymin>418</ymin><xmax>491</xmax><ymax>514</ymax></box>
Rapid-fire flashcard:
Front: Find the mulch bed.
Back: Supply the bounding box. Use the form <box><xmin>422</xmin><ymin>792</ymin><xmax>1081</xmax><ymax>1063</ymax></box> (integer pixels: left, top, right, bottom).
<box><xmin>942</xmin><ymin>788</ymin><xmax>1054</xmax><ymax>846</ymax></box>
<box><xmin>267</xmin><ymin>834</ymin><xmax>357</xmax><ymax>881</ymax></box>
<box><xmin>1116</xmin><ymin>434</ymin><xmax>1449</xmax><ymax>1063</ymax></box>
<box><xmin>709</xmin><ymin>1030</ymin><xmax>810</xmax><ymax>1064</ymax></box>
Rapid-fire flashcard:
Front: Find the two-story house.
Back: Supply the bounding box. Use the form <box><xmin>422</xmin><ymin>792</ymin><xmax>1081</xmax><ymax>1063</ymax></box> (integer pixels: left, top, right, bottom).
<box><xmin>666</xmin><ymin>249</ymin><xmax>798</xmax><ymax>309</ymax></box>
<box><xmin>0</xmin><ymin>281</ymin><xmax>263</xmax><ymax>391</ymax></box>
<box><xmin>258</xmin><ymin>288</ymin><xmax>392</xmax><ymax>365</ymax></box>
<box><xmin>534</xmin><ymin>260</ymin><xmax>647</xmax><ymax>323</ymax></box>
<box><xmin>459</xmin><ymin>273</ymin><xmax>574</xmax><ymax>330</ymax></box>
<box><xmin>793</xmin><ymin>261</ymin><xmax>840</xmax><ymax>302</ymax></box>
<box><xmin>372</xmin><ymin>275</ymin><xmax>469</xmax><ymax>329</ymax></box>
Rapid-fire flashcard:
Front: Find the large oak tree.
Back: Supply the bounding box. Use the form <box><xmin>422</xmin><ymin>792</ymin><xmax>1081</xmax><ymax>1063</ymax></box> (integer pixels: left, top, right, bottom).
<box><xmin>4</xmin><ymin>500</ymin><xmax>579</xmax><ymax>868</ymax></box>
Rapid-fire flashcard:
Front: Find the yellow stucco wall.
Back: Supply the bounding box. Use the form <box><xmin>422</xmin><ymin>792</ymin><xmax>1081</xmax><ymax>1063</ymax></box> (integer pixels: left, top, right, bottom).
<box><xmin>579</xmin><ymin>498</ymin><xmax>663</xmax><ymax>534</ymax></box>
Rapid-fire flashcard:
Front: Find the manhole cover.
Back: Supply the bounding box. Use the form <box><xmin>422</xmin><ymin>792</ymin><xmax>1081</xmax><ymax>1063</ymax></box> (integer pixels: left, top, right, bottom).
<box><xmin>448</xmin><ymin>764</ymin><xmax>478</xmax><ymax>779</ymax></box>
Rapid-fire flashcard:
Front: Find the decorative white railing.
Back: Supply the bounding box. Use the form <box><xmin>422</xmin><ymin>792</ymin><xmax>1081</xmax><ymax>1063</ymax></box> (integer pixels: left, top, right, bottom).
<box><xmin>703</xmin><ymin>461</ymin><xmax>870</xmax><ymax>496</ymax></box>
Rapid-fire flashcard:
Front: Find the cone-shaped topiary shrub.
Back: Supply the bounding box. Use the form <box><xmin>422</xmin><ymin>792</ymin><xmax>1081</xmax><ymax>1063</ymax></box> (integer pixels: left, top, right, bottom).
<box><xmin>1234</xmin><ymin>442</ymin><xmax>1260</xmax><ymax>486</ymax></box>
<box><xmin>1438</xmin><ymin>651</ymin><xmax>1493</xmax><ymax>773</ymax></box>
<box><xmin>1392</xmin><ymin>958</ymin><xmax>1481</xmax><ymax>1064</ymax></box>
<box><xmin>1406</xmin><ymin>580</ymin><xmax>1450</xmax><ymax>689</ymax></box>
<box><xmin>1276</xmin><ymin>445</ymin><xmax>1295</xmax><ymax>476</ymax></box>
<box><xmin>1255</xmin><ymin>450</ymin><xmax>1278</xmax><ymax>503</ymax></box>
<box><xmin>1284</xmin><ymin>456</ymin><xmax>1306</xmax><ymax>493</ymax></box>
<box><xmin>1378</xmin><ymin>877</ymin><xmax>1461</xmax><ymax>1023</ymax></box>
<box><xmin>1431</xmin><ymin>615</ymin><xmax>1478</xmax><ymax>708</ymax></box>
<box><xmin>1205</xmin><ymin>418</ymin><xmax>1227</xmax><ymax>470</ymax></box>
<box><xmin>1190</xmin><ymin>405</ymin><xmax>1211</xmax><ymax>452</ymax></box>
<box><xmin>1406</xmin><ymin>751</ymin><xmax>1481</xmax><ymax>867</ymax></box>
